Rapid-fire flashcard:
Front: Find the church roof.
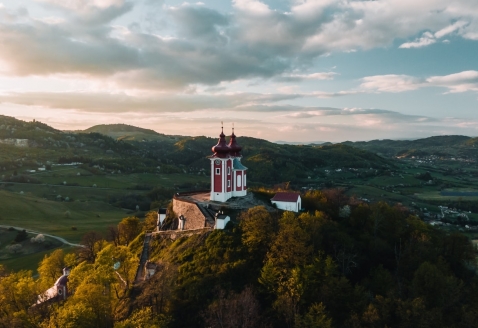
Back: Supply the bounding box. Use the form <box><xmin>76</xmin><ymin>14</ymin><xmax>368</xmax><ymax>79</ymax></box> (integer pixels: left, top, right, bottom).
<box><xmin>271</xmin><ymin>192</ymin><xmax>300</xmax><ymax>202</ymax></box>
<box><xmin>232</xmin><ymin>158</ymin><xmax>248</xmax><ymax>170</ymax></box>
<box><xmin>211</xmin><ymin>127</ymin><xmax>230</xmax><ymax>158</ymax></box>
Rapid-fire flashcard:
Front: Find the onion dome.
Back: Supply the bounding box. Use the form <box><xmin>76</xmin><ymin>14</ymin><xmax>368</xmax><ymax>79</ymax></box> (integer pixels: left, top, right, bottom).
<box><xmin>228</xmin><ymin>129</ymin><xmax>242</xmax><ymax>157</ymax></box>
<box><xmin>212</xmin><ymin>127</ymin><xmax>230</xmax><ymax>158</ymax></box>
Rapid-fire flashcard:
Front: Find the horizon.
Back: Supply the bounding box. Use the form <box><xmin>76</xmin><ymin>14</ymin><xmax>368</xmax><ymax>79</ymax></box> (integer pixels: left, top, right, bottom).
<box><xmin>7</xmin><ymin>115</ymin><xmax>477</xmax><ymax>144</ymax></box>
<box><xmin>0</xmin><ymin>1</ymin><xmax>477</xmax><ymax>142</ymax></box>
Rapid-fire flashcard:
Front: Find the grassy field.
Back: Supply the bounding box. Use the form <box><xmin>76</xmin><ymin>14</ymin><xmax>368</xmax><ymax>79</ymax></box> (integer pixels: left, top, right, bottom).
<box><xmin>1</xmin><ymin>245</ymin><xmax>75</xmax><ymax>274</ymax></box>
<box><xmin>414</xmin><ymin>190</ymin><xmax>478</xmax><ymax>201</ymax></box>
<box><xmin>0</xmin><ymin>190</ymin><xmax>129</xmax><ymax>242</ymax></box>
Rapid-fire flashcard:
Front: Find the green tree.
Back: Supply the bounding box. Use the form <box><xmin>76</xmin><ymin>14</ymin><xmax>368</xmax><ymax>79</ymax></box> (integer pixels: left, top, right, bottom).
<box><xmin>239</xmin><ymin>206</ymin><xmax>277</xmax><ymax>256</ymax></box>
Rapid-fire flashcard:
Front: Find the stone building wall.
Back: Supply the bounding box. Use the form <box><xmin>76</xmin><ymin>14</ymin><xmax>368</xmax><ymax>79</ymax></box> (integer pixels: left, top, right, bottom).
<box><xmin>172</xmin><ymin>198</ymin><xmax>207</xmax><ymax>230</ymax></box>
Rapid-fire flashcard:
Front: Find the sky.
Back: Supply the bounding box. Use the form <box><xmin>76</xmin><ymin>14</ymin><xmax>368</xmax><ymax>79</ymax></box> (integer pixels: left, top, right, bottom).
<box><xmin>0</xmin><ymin>0</ymin><xmax>477</xmax><ymax>142</ymax></box>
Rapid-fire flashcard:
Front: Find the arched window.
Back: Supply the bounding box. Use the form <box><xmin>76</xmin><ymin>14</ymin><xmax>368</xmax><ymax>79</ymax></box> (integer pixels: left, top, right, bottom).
<box><xmin>237</xmin><ymin>175</ymin><xmax>242</xmax><ymax>187</ymax></box>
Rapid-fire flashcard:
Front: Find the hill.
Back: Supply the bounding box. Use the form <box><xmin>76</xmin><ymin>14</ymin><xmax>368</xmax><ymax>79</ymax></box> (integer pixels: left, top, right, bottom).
<box><xmin>81</xmin><ymin>124</ymin><xmax>181</xmax><ymax>142</ymax></box>
<box><xmin>342</xmin><ymin>135</ymin><xmax>478</xmax><ymax>160</ymax></box>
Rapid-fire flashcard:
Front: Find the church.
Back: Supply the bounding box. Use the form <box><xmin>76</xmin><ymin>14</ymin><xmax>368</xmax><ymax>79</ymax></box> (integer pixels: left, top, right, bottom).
<box><xmin>169</xmin><ymin>125</ymin><xmax>251</xmax><ymax>231</ymax></box>
<box><xmin>209</xmin><ymin>125</ymin><xmax>248</xmax><ymax>202</ymax></box>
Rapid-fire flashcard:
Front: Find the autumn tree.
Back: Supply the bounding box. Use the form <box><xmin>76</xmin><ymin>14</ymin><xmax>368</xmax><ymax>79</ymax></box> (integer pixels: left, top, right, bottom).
<box><xmin>118</xmin><ymin>217</ymin><xmax>141</xmax><ymax>245</ymax></box>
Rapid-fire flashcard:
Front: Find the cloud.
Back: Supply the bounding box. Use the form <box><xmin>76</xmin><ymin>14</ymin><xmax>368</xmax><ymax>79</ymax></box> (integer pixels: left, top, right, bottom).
<box><xmin>360</xmin><ymin>75</ymin><xmax>424</xmax><ymax>92</ymax></box>
<box><xmin>399</xmin><ymin>32</ymin><xmax>436</xmax><ymax>49</ymax></box>
<box><xmin>426</xmin><ymin>70</ymin><xmax>478</xmax><ymax>93</ymax></box>
<box><xmin>0</xmin><ymin>0</ymin><xmax>476</xmax><ymax>90</ymax></box>
<box><xmin>274</xmin><ymin>72</ymin><xmax>337</xmax><ymax>82</ymax></box>
<box><xmin>399</xmin><ymin>21</ymin><xmax>468</xmax><ymax>49</ymax></box>
<box><xmin>282</xmin><ymin>107</ymin><xmax>437</xmax><ymax>124</ymax></box>
<box><xmin>0</xmin><ymin>91</ymin><xmax>303</xmax><ymax>113</ymax></box>
<box><xmin>360</xmin><ymin>71</ymin><xmax>478</xmax><ymax>93</ymax></box>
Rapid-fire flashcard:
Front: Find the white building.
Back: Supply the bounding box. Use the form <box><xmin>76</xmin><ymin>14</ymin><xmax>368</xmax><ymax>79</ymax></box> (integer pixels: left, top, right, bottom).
<box><xmin>271</xmin><ymin>192</ymin><xmax>301</xmax><ymax>212</ymax></box>
<box><xmin>215</xmin><ymin>213</ymin><xmax>231</xmax><ymax>230</ymax></box>
<box><xmin>157</xmin><ymin>208</ymin><xmax>167</xmax><ymax>231</ymax></box>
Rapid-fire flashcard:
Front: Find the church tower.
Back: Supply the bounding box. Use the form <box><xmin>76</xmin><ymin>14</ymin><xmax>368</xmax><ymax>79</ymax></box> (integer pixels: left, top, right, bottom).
<box><xmin>210</xmin><ymin>124</ymin><xmax>247</xmax><ymax>202</ymax></box>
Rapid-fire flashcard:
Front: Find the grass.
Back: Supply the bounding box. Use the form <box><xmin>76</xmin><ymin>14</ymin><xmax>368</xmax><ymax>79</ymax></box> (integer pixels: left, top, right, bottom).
<box><xmin>0</xmin><ymin>190</ymin><xmax>128</xmax><ymax>242</ymax></box>
<box><xmin>0</xmin><ymin>229</ymin><xmax>63</xmax><ymax>260</ymax></box>
<box><xmin>1</xmin><ymin>245</ymin><xmax>75</xmax><ymax>274</ymax></box>
<box><xmin>414</xmin><ymin>191</ymin><xmax>478</xmax><ymax>201</ymax></box>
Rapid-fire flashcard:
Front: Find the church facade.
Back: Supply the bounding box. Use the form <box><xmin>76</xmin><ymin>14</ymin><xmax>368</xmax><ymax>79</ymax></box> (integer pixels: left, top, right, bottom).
<box><xmin>210</xmin><ymin>126</ymin><xmax>247</xmax><ymax>202</ymax></box>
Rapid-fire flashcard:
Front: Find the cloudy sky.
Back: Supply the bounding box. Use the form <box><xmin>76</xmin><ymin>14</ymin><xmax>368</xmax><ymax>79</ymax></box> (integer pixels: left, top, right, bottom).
<box><xmin>0</xmin><ymin>0</ymin><xmax>477</xmax><ymax>142</ymax></box>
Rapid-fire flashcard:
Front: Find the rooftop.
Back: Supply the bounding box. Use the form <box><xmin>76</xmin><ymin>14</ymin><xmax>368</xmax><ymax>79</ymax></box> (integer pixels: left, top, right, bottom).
<box><xmin>271</xmin><ymin>192</ymin><xmax>301</xmax><ymax>202</ymax></box>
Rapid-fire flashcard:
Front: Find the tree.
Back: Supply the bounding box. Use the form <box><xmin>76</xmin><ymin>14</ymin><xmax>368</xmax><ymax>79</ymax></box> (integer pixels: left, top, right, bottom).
<box><xmin>78</xmin><ymin>231</ymin><xmax>104</xmax><ymax>263</ymax></box>
<box><xmin>107</xmin><ymin>225</ymin><xmax>120</xmax><ymax>247</ymax></box>
<box><xmin>6</xmin><ymin>244</ymin><xmax>22</xmax><ymax>254</ymax></box>
<box><xmin>143</xmin><ymin>211</ymin><xmax>158</xmax><ymax>232</ymax></box>
<box><xmin>239</xmin><ymin>206</ymin><xmax>277</xmax><ymax>257</ymax></box>
<box><xmin>0</xmin><ymin>270</ymin><xmax>39</xmax><ymax>327</ymax></box>
<box><xmin>266</xmin><ymin>211</ymin><xmax>312</xmax><ymax>270</ymax></box>
<box><xmin>118</xmin><ymin>217</ymin><xmax>141</xmax><ymax>245</ymax></box>
<box><xmin>203</xmin><ymin>287</ymin><xmax>261</xmax><ymax>328</ymax></box>
<box><xmin>38</xmin><ymin>249</ymin><xmax>66</xmax><ymax>289</ymax></box>
<box><xmin>14</xmin><ymin>229</ymin><xmax>28</xmax><ymax>243</ymax></box>
<box><xmin>295</xmin><ymin>303</ymin><xmax>332</xmax><ymax>328</ymax></box>
<box><xmin>135</xmin><ymin>262</ymin><xmax>178</xmax><ymax>316</ymax></box>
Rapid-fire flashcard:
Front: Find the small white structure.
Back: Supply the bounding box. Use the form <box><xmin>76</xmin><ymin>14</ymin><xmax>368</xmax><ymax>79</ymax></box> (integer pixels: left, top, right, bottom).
<box><xmin>157</xmin><ymin>208</ymin><xmax>167</xmax><ymax>231</ymax></box>
<box><xmin>37</xmin><ymin>267</ymin><xmax>70</xmax><ymax>305</ymax></box>
<box><xmin>178</xmin><ymin>215</ymin><xmax>185</xmax><ymax>230</ymax></box>
<box><xmin>271</xmin><ymin>192</ymin><xmax>301</xmax><ymax>212</ymax></box>
<box><xmin>215</xmin><ymin>213</ymin><xmax>230</xmax><ymax>230</ymax></box>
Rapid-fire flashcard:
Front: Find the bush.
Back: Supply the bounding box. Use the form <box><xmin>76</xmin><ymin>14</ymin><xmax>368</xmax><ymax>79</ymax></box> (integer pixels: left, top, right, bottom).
<box><xmin>14</xmin><ymin>229</ymin><xmax>28</xmax><ymax>243</ymax></box>
<box><xmin>31</xmin><ymin>234</ymin><xmax>45</xmax><ymax>243</ymax></box>
<box><xmin>7</xmin><ymin>244</ymin><xmax>22</xmax><ymax>253</ymax></box>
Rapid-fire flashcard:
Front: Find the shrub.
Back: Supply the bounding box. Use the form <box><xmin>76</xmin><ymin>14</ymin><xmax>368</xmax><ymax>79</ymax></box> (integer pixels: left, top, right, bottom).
<box><xmin>14</xmin><ymin>229</ymin><xmax>28</xmax><ymax>243</ymax></box>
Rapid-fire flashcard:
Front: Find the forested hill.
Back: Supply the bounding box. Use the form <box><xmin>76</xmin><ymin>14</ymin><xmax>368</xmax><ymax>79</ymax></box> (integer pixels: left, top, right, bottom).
<box><xmin>0</xmin><ymin>116</ymin><xmax>393</xmax><ymax>185</ymax></box>
<box><xmin>2</xmin><ymin>192</ymin><xmax>478</xmax><ymax>327</ymax></box>
<box><xmin>341</xmin><ymin>135</ymin><xmax>478</xmax><ymax>159</ymax></box>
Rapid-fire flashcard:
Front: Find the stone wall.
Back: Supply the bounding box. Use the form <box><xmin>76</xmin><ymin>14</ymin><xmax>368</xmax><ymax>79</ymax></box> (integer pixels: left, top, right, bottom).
<box><xmin>172</xmin><ymin>198</ymin><xmax>207</xmax><ymax>230</ymax></box>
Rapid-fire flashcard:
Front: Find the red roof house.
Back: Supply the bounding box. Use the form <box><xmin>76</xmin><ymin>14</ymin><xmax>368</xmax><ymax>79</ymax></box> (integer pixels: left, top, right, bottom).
<box><xmin>271</xmin><ymin>192</ymin><xmax>301</xmax><ymax>212</ymax></box>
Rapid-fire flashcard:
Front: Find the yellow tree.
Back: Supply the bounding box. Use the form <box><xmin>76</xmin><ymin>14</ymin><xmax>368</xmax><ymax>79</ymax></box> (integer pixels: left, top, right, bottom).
<box><xmin>38</xmin><ymin>249</ymin><xmax>67</xmax><ymax>290</ymax></box>
<box><xmin>0</xmin><ymin>270</ymin><xmax>40</xmax><ymax>327</ymax></box>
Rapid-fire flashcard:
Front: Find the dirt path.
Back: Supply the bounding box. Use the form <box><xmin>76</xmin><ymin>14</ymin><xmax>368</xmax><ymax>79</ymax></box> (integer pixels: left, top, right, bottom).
<box><xmin>0</xmin><ymin>225</ymin><xmax>84</xmax><ymax>247</ymax></box>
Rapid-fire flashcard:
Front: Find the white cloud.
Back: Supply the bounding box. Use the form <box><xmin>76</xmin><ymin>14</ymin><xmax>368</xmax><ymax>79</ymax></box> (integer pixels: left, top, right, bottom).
<box><xmin>361</xmin><ymin>71</ymin><xmax>478</xmax><ymax>94</ymax></box>
<box><xmin>434</xmin><ymin>20</ymin><xmax>468</xmax><ymax>38</ymax></box>
<box><xmin>427</xmin><ymin>70</ymin><xmax>478</xmax><ymax>93</ymax></box>
<box><xmin>360</xmin><ymin>75</ymin><xmax>424</xmax><ymax>92</ymax></box>
<box><xmin>399</xmin><ymin>32</ymin><xmax>436</xmax><ymax>49</ymax></box>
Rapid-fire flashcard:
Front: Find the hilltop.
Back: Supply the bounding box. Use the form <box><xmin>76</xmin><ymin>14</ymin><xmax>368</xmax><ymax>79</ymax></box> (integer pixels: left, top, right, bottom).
<box><xmin>81</xmin><ymin>124</ymin><xmax>182</xmax><ymax>143</ymax></box>
<box><xmin>342</xmin><ymin>135</ymin><xmax>478</xmax><ymax>160</ymax></box>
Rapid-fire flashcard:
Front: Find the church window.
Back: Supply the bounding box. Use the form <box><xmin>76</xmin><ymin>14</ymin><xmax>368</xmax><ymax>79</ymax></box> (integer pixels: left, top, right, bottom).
<box><xmin>237</xmin><ymin>175</ymin><xmax>242</xmax><ymax>187</ymax></box>
<box><xmin>227</xmin><ymin>180</ymin><xmax>230</xmax><ymax>187</ymax></box>
<box><xmin>244</xmin><ymin>174</ymin><xmax>246</xmax><ymax>186</ymax></box>
<box><xmin>215</xmin><ymin>168</ymin><xmax>220</xmax><ymax>175</ymax></box>
<box><xmin>227</xmin><ymin>167</ymin><xmax>231</xmax><ymax>175</ymax></box>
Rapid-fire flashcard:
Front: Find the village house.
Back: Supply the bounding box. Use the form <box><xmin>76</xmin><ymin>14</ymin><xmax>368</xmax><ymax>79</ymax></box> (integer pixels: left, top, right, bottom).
<box><xmin>271</xmin><ymin>192</ymin><xmax>302</xmax><ymax>212</ymax></box>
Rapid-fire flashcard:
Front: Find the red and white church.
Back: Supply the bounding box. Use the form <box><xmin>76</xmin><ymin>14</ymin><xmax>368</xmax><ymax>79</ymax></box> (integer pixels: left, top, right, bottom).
<box><xmin>210</xmin><ymin>126</ymin><xmax>247</xmax><ymax>202</ymax></box>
